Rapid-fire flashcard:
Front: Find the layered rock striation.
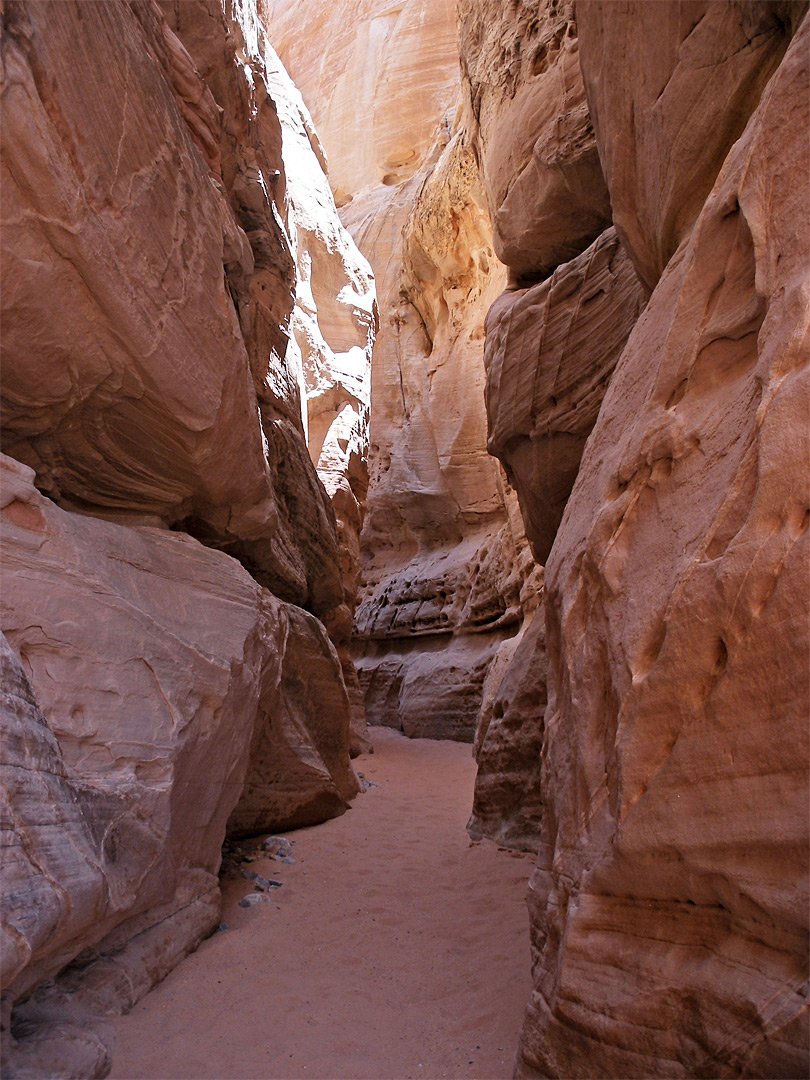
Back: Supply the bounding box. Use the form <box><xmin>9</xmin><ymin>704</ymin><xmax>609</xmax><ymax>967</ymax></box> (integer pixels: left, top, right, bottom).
<box><xmin>463</xmin><ymin>0</ymin><xmax>809</xmax><ymax>1074</ymax></box>
<box><xmin>270</xmin><ymin>0</ymin><xmax>541</xmax><ymax>741</ymax></box>
<box><xmin>0</xmin><ymin>1</ymin><xmax>372</xmax><ymax>1073</ymax></box>
<box><xmin>461</xmin><ymin>0</ymin><xmax>645</xmax><ymax>847</ymax></box>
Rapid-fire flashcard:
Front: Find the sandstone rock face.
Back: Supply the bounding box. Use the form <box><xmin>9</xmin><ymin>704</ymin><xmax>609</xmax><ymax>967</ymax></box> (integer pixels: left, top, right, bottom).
<box><xmin>467</xmin><ymin>603</ymin><xmax>547</xmax><ymax>852</ymax></box>
<box><xmin>484</xmin><ymin>228</ymin><xmax>647</xmax><ymax>563</ymax></box>
<box><xmin>265</xmin><ymin>0</ymin><xmax>459</xmax><ymax>205</ymax></box>
<box><xmin>576</xmin><ymin>0</ymin><xmax>806</xmax><ymax>290</ymax></box>
<box><xmin>513</xmin><ymin>13</ymin><xmax>810</xmax><ymax>1077</ymax></box>
<box><xmin>1</xmin><ymin>1</ymin><xmax>368</xmax><ymax>1072</ymax></box>
<box><xmin>270</xmin><ymin>1</ymin><xmax>542</xmax><ymax>739</ymax></box>
<box><xmin>0</xmin><ymin>0</ymin><xmax>340</xmax><ymax>615</ymax></box>
<box><xmin>259</xmin><ymin>41</ymin><xmax>377</xmax><ymax>754</ymax></box>
<box><xmin>0</xmin><ymin>455</ymin><xmax>358</xmax><ymax>1071</ymax></box>
<box><xmin>458</xmin><ymin>2</ymin><xmax>641</xmax><ymax>844</ymax></box>
<box><xmin>458</xmin><ymin>0</ymin><xmax>612</xmax><ymax>283</ymax></box>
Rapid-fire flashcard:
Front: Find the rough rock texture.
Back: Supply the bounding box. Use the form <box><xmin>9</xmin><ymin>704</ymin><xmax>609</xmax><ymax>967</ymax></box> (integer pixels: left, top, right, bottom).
<box><xmin>576</xmin><ymin>0</ymin><xmax>807</xmax><ymax>291</ymax></box>
<box><xmin>484</xmin><ymin>227</ymin><xmax>647</xmax><ymax>563</ymax></box>
<box><xmin>260</xmin><ymin>43</ymin><xmax>377</xmax><ymax>754</ymax></box>
<box><xmin>458</xmin><ymin>1</ymin><xmax>642</xmax><ymax>841</ymax></box>
<box><xmin>0</xmin><ymin>0</ymin><xmax>339</xmax><ymax>615</ymax></box>
<box><xmin>512</xmin><ymin>11</ymin><xmax>810</xmax><ymax>1077</ymax></box>
<box><xmin>467</xmin><ymin>602</ymin><xmax>547</xmax><ymax>852</ymax></box>
<box><xmin>458</xmin><ymin>0</ymin><xmax>612</xmax><ymax>283</ymax></box>
<box><xmin>0</xmin><ymin>2</ymin><xmax>369</xmax><ymax>1073</ymax></box>
<box><xmin>270</xmin><ymin>0</ymin><xmax>542</xmax><ymax>739</ymax></box>
<box><xmin>0</xmin><ymin>455</ymin><xmax>358</xmax><ymax>1074</ymax></box>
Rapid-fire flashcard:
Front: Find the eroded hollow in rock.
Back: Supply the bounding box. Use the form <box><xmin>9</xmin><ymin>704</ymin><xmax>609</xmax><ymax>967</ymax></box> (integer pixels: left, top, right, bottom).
<box><xmin>1</xmin><ymin>1</ymin><xmax>807</xmax><ymax>1078</ymax></box>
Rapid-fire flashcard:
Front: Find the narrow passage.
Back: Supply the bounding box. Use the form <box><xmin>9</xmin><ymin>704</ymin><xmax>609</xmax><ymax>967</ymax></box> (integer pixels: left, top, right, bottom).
<box><xmin>109</xmin><ymin>729</ymin><xmax>533</xmax><ymax>1080</ymax></box>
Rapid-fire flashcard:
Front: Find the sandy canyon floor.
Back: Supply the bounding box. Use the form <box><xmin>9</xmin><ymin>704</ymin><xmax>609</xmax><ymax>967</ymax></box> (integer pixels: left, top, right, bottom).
<box><xmin>108</xmin><ymin>728</ymin><xmax>533</xmax><ymax>1080</ymax></box>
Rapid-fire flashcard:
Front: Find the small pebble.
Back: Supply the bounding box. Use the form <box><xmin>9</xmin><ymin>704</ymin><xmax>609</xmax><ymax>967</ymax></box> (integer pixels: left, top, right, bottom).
<box><xmin>238</xmin><ymin>893</ymin><xmax>267</xmax><ymax>908</ymax></box>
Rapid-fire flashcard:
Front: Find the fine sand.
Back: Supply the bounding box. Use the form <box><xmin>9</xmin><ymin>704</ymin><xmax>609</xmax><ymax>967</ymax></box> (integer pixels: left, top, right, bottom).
<box><xmin>109</xmin><ymin>727</ymin><xmax>534</xmax><ymax>1080</ymax></box>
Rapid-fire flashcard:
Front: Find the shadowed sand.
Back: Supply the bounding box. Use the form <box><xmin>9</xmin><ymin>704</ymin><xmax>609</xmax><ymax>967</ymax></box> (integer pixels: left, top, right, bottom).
<box><xmin>108</xmin><ymin>727</ymin><xmax>533</xmax><ymax>1080</ymax></box>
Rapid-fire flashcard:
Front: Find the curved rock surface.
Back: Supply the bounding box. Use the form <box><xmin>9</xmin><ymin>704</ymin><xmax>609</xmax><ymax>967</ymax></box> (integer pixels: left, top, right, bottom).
<box><xmin>266</xmin><ymin>0</ymin><xmax>459</xmax><ymax>205</ymax></box>
<box><xmin>484</xmin><ymin>227</ymin><xmax>647</xmax><ymax>563</ymax></box>
<box><xmin>262</xmin><ymin>41</ymin><xmax>377</xmax><ymax>754</ymax></box>
<box><xmin>1</xmin><ymin>455</ymin><xmax>358</xmax><ymax>1073</ymax></box>
<box><xmin>515</xmin><ymin>14</ymin><xmax>810</xmax><ymax>1076</ymax></box>
<box><xmin>458</xmin><ymin>0</ymin><xmax>612</xmax><ymax>282</ymax></box>
<box><xmin>0</xmin><ymin>1</ymin><xmax>369</xmax><ymax>1073</ymax></box>
<box><xmin>576</xmin><ymin>0</ymin><xmax>805</xmax><ymax>290</ymax></box>
<box><xmin>0</xmin><ymin>0</ymin><xmax>339</xmax><ymax>615</ymax></box>
<box><xmin>271</xmin><ymin>1</ymin><xmax>542</xmax><ymax>739</ymax></box>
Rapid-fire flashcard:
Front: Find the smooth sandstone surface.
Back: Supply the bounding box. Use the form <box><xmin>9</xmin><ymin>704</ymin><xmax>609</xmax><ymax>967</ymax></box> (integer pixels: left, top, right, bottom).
<box><xmin>0</xmin><ymin>0</ymin><xmax>341</xmax><ymax>616</ymax></box>
<box><xmin>266</xmin><ymin>0</ymin><xmax>459</xmax><ymax>204</ymax></box>
<box><xmin>0</xmin><ymin>455</ymin><xmax>358</xmax><ymax>1057</ymax></box>
<box><xmin>484</xmin><ymin>227</ymin><xmax>647</xmax><ymax>563</ymax></box>
<box><xmin>517</xmin><ymin>16</ymin><xmax>810</xmax><ymax>1077</ymax></box>
<box><xmin>576</xmin><ymin>0</ymin><xmax>806</xmax><ymax>290</ymax></box>
<box><xmin>458</xmin><ymin>0</ymin><xmax>612</xmax><ymax>281</ymax></box>
<box><xmin>271</xmin><ymin>2</ymin><xmax>541</xmax><ymax>740</ymax></box>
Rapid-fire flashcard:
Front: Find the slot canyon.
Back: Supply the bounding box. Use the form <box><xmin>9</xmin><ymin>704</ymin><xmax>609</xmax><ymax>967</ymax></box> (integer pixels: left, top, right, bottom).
<box><xmin>0</xmin><ymin>0</ymin><xmax>808</xmax><ymax>1077</ymax></box>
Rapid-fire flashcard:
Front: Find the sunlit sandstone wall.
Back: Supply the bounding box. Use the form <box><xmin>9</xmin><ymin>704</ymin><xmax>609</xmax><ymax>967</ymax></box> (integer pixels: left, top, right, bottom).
<box><xmin>462</xmin><ymin>0</ymin><xmax>809</xmax><ymax>1074</ymax></box>
<box><xmin>0</xmin><ymin>1</ymin><xmax>374</xmax><ymax>1074</ymax></box>
<box><xmin>268</xmin><ymin>0</ymin><xmax>541</xmax><ymax>740</ymax></box>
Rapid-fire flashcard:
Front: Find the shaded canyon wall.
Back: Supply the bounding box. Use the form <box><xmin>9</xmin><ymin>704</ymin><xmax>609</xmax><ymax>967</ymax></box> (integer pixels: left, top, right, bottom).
<box><xmin>268</xmin><ymin>0</ymin><xmax>542</xmax><ymax>742</ymax></box>
<box><xmin>460</xmin><ymin>0</ymin><xmax>809</xmax><ymax>1075</ymax></box>
<box><xmin>0</xmin><ymin>1</ymin><xmax>375</xmax><ymax>1074</ymax></box>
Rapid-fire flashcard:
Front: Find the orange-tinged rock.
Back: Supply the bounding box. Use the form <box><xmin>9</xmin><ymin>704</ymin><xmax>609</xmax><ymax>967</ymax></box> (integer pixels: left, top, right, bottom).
<box><xmin>576</xmin><ymin>0</ymin><xmax>806</xmax><ymax>290</ymax></box>
<box><xmin>459</xmin><ymin>0</ymin><xmax>612</xmax><ymax>281</ymax></box>
<box><xmin>517</xmin><ymin>17</ymin><xmax>810</xmax><ymax>1076</ymax></box>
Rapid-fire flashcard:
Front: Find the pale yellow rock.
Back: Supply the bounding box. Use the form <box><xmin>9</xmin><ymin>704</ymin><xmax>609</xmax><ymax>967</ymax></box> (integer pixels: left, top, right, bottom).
<box><xmin>271</xmin><ymin>0</ymin><xmax>542</xmax><ymax>739</ymax></box>
<box><xmin>265</xmin><ymin>0</ymin><xmax>459</xmax><ymax>203</ymax></box>
<box><xmin>517</xmin><ymin>17</ymin><xmax>810</xmax><ymax>1076</ymax></box>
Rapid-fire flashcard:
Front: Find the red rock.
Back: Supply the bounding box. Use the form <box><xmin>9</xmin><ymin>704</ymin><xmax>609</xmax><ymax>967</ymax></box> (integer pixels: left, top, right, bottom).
<box><xmin>484</xmin><ymin>227</ymin><xmax>647</xmax><ymax>563</ymax></box>
<box><xmin>517</xmin><ymin>16</ymin><xmax>810</xmax><ymax>1075</ymax></box>
<box><xmin>576</xmin><ymin>0</ymin><xmax>805</xmax><ymax>289</ymax></box>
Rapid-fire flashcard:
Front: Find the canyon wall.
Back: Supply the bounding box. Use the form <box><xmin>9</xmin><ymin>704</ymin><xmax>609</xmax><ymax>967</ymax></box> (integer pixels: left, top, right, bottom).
<box><xmin>268</xmin><ymin>0</ymin><xmax>541</xmax><ymax>742</ymax></box>
<box><xmin>0</xmin><ymin>1</ymin><xmax>372</xmax><ymax>1074</ymax></box>
<box><xmin>462</xmin><ymin>0</ymin><xmax>809</xmax><ymax>1075</ymax></box>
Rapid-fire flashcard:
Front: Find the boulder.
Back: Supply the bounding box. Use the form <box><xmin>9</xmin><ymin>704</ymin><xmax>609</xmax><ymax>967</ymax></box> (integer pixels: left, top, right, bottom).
<box><xmin>484</xmin><ymin>227</ymin><xmax>647</xmax><ymax>563</ymax></box>
<box><xmin>0</xmin><ymin>453</ymin><xmax>357</xmax><ymax>1067</ymax></box>
<box><xmin>458</xmin><ymin>0</ymin><xmax>612</xmax><ymax>281</ymax></box>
